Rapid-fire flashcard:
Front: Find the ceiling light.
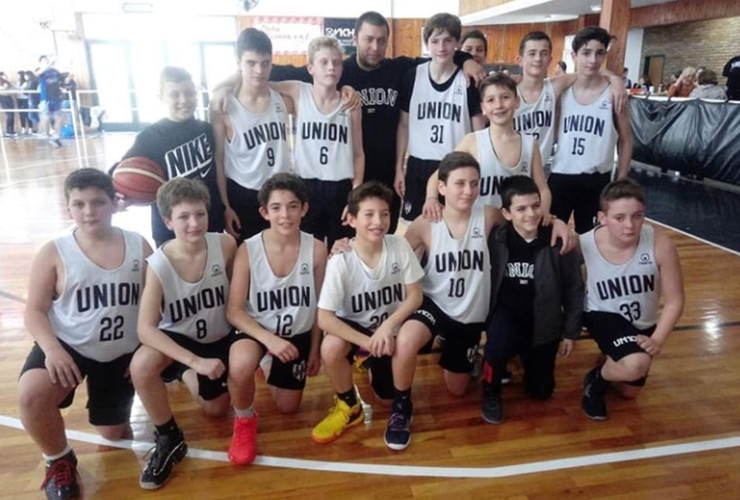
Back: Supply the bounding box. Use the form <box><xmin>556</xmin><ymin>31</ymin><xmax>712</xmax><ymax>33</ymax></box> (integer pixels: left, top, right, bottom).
<box><xmin>590</xmin><ymin>5</ymin><xmax>602</xmax><ymax>12</ymax></box>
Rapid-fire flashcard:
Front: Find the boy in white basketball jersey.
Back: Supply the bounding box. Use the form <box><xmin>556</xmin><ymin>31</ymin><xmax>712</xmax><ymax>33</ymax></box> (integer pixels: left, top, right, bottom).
<box><xmin>226</xmin><ymin>174</ymin><xmax>327</xmax><ymax>442</ymax></box>
<box><xmin>424</xmin><ymin>74</ymin><xmax>552</xmax><ymax>220</ymax></box>
<box><xmin>131</xmin><ymin>179</ymin><xmax>255</xmax><ymax>489</ymax></box>
<box><xmin>580</xmin><ymin>179</ymin><xmax>683</xmax><ymax>420</ymax></box>
<box><xmin>19</xmin><ymin>169</ymin><xmax>151</xmax><ymax>500</ymax></box>
<box><xmin>395</xmin><ymin>13</ymin><xmax>486</xmax><ymax>223</ymax></box>
<box><xmin>514</xmin><ymin>31</ymin><xmax>625</xmax><ymax>165</ymax></box>
<box><xmin>210</xmin><ymin>28</ymin><xmax>291</xmax><ymax>243</ymax></box>
<box><xmin>269</xmin><ymin>36</ymin><xmax>364</xmax><ymax>248</ymax></box>
<box><xmin>313</xmin><ymin>182</ymin><xmax>424</xmax><ymax>444</ymax></box>
<box><xmin>385</xmin><ymin>152</ymin><xmax>500</xmax><ymax>450</ymax></box>
<box><xmin>481</xmin><ymin>176</ymin><xmax>583</xmax><ymax>425</ymax></box>
<box><xmin>549</xmin><ymin>27</ymin><xmax>633</xmax><ymax>234</ymax></box>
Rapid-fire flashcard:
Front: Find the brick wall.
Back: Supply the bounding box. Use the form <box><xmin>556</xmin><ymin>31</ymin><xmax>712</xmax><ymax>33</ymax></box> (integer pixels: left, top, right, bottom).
<box><xmin>641</xmin><ymin>16</ymin><xmax>740</xmax><ymax>86</ymax></box>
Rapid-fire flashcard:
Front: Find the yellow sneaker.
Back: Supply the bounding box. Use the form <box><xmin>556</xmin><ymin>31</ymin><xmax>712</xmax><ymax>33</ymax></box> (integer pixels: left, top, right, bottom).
<box><xmin>311</xmin><ymin>397</ymin><xmax>364</xmax><ymax>444</ymax></box>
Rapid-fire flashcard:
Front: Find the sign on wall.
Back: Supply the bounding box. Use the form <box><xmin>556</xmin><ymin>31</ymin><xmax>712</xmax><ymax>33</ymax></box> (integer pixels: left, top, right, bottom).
<box><xmin>324</xmin><ymin>18</ymin><xmax>356</xmax><ymax>56</ymax></box>
<box><xmin>252</xmin><ymin>17</ymin><xmax>323</xmax><ymax>55</ymax></box>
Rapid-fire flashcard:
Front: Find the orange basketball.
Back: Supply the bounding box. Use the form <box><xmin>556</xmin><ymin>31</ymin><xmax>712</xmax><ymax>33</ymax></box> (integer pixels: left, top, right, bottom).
<box><xmin>112</xmin><ymin>157</ymin><xmax>166</xmax><ymax>204</ymax></box>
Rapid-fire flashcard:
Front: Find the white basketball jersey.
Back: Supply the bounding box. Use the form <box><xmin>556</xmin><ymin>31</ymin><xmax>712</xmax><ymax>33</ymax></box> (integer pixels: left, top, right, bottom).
<box><xmin>294</xmin><ymin>82</ymin><xmax>353</xmax><ymax>181</ymax></box>
<box><xmin>408</xmin><ymin>63</ymin><xmax>471</xmax><ymax>161</ymax></box>
<box><xmin>514</xmin><ymin>79</ymin><xmax>556</xmax><ymax>161</ymax></box>
<box><xmin>581</xmin><ymin>225</ymin><xmax>660</xmax><ymax>329</ymax></box>
<box><xmin>49</xmin><ymin>229</ymin><xmax>144</xmax><ymax>362</ymax></box>
<box><xmin>246</xmin><ymin>231</ymin><xmax>316</xmax><ymax>338</ymax></box>
<box><xmin>423</xmin><ymin>205</ymin><xmax>491</xmax><ymax>323</ymax></box>
<box><xmin>319</xmin><ymin>235</ymin><xmax>424</xmax><ymax>330</ymax></box>
<box><xmin>475</xmin><ymin>130</ymin><xmax>536</xmax><ymax>208</ymax></box>
<box><xmin>551</xmin><ymin>85</ymin><xmax>618</xmax><ymax>175</ymax></box>
<box><xmin>148</xmin><ymin>233</ymin><xmax>231</xmax><ymax>343</ymax></box>
<box><xmin>224</xmin><ymin>90</ymin><xmax>290</xmax><ymax>190</ymax></box>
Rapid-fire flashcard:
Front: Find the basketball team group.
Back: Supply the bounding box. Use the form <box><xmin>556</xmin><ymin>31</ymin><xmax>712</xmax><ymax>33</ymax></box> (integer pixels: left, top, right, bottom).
<box><xmin>18</xmin><ymin>10</ymin><xmax>685</xmax><ymax>500</ymax></box>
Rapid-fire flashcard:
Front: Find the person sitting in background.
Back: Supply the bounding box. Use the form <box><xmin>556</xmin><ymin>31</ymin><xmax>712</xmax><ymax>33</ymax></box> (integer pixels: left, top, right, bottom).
<box><xmin>622</xmin><ymin>68</ymin><xmax>632</xmax><ymax>89</ymax></box>
<box><xmin>689</xmin><ymin>70</ymin><xmax>727</xmax><ymax>100</ymax></box>
<box><xmin>667</xmin><ymin>67</ymin><xmax>696</xmax><ymax>97</ymax></box>
<box><xmin>637</xmin><ymin>75</ymin><xmax>652</xmax><ymax>93</ymax></box>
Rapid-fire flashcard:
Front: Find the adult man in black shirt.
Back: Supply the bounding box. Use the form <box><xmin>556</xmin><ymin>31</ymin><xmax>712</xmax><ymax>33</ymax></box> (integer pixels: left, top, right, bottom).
<box><xmin>723</xmin><ymin>54</ymin><xmax>740</xmax><ymax>101</ymax></box>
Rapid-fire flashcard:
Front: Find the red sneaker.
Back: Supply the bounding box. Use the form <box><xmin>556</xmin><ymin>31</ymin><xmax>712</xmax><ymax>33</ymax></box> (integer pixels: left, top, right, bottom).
<box><xmin>228</xmin><ymin>413</ymin><xmax>259</xmax><ymax>465</ymax></box>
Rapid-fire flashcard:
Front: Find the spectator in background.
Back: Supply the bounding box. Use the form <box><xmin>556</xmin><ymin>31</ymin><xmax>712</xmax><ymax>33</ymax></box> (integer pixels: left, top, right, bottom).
<box><xmin>667</xmin><ymin>67</ymin><xmax>696</xmax><ymax>97</ymax></box>
<box><xmin>36</xmin><ymin>56</ymin><xmax>64</xmax><ymax>147</ymax></box>
<box><xmin>723</xmin><ymin>53</ymin><xmax>740</xmax><ymax>101</ymax></box>
<box><xmin>16</xmin><ymin>71</ymin><xmax>31</xmax><ymax>134</ymax></box>
<box><xmin>689</xmin><ymin>70</ymin><xmax>727</xmax><ymax>100</ymax></box>
<box><xmin>62</xmin><ymin>73</ymin><xmax>78</xmax><ymax>102</ymax></box>
<box><xmin>461</xmin><ymin>30</ymin><xmax>488</xmax><ymax>65</ymax></box>
<box><xmin>622</xmin><ymin>67</ymin><xmax>632</xmax><ymax>89</ymax></box>
<box><xmin>0</xmin><ymin>72</ymin><xmax>16</xmax><ymax>136</ymax></box>
<box><xmin>25</xmin><ymin>71</ymin><xmax>40</xmax><ymax>132</ymax></box>
<box><xmin>638</xmin><ymin>74</ymin><xmax>652</xmax><ymax>92</ymax></box>
<box><xmin>555</xmin><ymin>61</ymin><xmax>567</xmax><ymax>76</ymax></box>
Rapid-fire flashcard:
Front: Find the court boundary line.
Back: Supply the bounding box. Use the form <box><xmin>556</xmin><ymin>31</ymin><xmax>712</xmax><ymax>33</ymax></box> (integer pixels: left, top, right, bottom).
<box><xmin>647</xmin><ymin>218</ymin><xmax>740</xmax><ymax>258</ymax></box>
<box><xmin>0</xmin><ymin>415</ymin><xmax>738</xmax><ymax>478</ymax></box>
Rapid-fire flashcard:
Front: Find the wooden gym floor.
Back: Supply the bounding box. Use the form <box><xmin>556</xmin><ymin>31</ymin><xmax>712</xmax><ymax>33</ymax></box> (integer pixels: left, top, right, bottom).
<box><xmin>1</xmin><ymin>135</ymin><xmax>739</xmax><ymax>499</ymax></box>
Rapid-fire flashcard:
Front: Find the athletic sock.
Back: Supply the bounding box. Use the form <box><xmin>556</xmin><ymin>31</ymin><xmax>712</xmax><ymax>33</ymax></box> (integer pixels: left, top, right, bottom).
<box><xmin>392</xmin><ymin>388</ymin><xmax>412</xmax><ymax>414</ymax></box>
<box><xmin>155</xmin><ymin>416</ymin><xmax>181</xmax><ymax>440</ymax></box>
<box><xmin>234</xmin><ymin>405</ymin><xmax>256</xmax><ymax>419</ymax></box>
<box><xmin>43</xmin><ymin>443</ymin><xmax>72</xmax><ymax>463</ymax></box>
<box><xmin>337</xmin><ymin>388</ymin><xmax>358</xmax><ymax>408</ymax></box>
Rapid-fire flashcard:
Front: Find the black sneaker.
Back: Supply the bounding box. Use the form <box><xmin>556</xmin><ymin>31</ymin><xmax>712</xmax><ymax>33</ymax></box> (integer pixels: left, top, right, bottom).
<box><xmin>41</xmin><ymin>450</ymin><xmax>80</xmax><ymax>500</ymax></box>
<box><xmin>140</xmin><ymin>430</ymin><xmax>188</xmax><ymax>490</ymax></box>
<box><xmin>582</xmin><ymin>367</ymin><xmax>608</xmax><ymax>421</ymax></box>
<box><xmin>384</xmin><ymin>410</ymin><xmax>412</xmax><ymax>451</ymax></box>
<box><xmin>481</xmin><ymin>384</ymin><xmax>504</xmax><ymax>424</ymax></box>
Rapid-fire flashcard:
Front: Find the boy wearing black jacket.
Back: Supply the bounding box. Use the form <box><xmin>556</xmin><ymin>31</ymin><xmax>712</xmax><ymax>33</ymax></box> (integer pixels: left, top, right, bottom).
<box><xmin>482</xmin><ymin>176</ymin><xmax>583</xmax><ymax>424</ymax></box>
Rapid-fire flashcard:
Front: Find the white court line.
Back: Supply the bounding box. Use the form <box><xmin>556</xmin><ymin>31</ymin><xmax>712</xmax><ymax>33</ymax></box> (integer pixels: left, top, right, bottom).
<box><xmin>6</xmin><ymin>153</ymin><xmax>107</xmax><ymax>172</ymax></box>
<box><xmin>1</xmin><ymin>415</ymin><xmax>738</xmax><ymax>478</ymax></box>
<box><xmin>648</xmin><ymin>218</ymin><xmax>740</xmax><ymax>258</ymax></box>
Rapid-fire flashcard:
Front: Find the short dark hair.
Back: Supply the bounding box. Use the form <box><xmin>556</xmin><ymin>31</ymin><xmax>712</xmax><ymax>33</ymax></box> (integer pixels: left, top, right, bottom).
<box><xmin>438</xmin><ymin>151</ymin><xmax>480</xmax><ymax>183</ymax></box>
<box><xmin>258</xmin><ymin>173</ymin><xmax>309</xmax><ymax>207</ymax></box>
<box><xmin>501</xmin><ymin>176</ymin><xmax>540</xmax><ymax>210</ymax></box>
<box><xmin>461</xmin><ymin>30</ymin><xmax>487</xmax><ymax>51</ymax></box>
<box><xmin>519</xmin><ymin>31</ymin><xmax>552</xmax><ymax>55</ymax></box>
<box><xmin>599</xmin><ymin>178</ymin><xmax>645</xmax><ymax>212</ymax></box>
<box><xmin>557</xmin><ymin>61</ymin><xmax>567</xmax><ymax>72</ymax></box>
<box><xmin>64</xmin><ymin>168</ymin><xmax>116</xmax><ymax>201</ymax></box>
<box><xmin>423</xmin><ymin>13</ymin><xmax>461</xmax><ymax>44</ymax></box>
<box><xmin>346</xmin><ymin>181</ymin><xmax>393</xmax><ymax>217</ymax></box>
<box><xmin>157</xmin><ymin>177</ymin><xmax>211</xmax><ymax>219</ymax></box>
<box><xmin>236</xmin><ymin>28</ymin><xmax>272</xmax><ymax>59</ymax></box>
<box><xmin>698</xmin><ymin>69</ymin><xmax>718</xmax><ymax>86</ymax></box>
<box><xmin>354</xmin><ymin>11</ymin><xmax>389</xmax><ymax>36</ymax></box>
<box><xmin>480</xmin><ymin>73</ymin><xmax>518</xmax><ymax>98</ymax></box>
<box><xmin>159</xmin><ymin>66</ymin><xmax>192</xmax><ymax>94</ymax></box>
<box><xmin>572</xmin><ymin>26</ymin><xmax>611</xmax><ymax>53</ymax></box>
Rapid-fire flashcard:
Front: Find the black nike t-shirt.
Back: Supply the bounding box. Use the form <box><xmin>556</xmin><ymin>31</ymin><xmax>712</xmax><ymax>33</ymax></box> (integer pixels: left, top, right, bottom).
<box><xmin>121</xmin><ymin>118</ymin><xmax>225</xmax><ymax>245</ymax></box>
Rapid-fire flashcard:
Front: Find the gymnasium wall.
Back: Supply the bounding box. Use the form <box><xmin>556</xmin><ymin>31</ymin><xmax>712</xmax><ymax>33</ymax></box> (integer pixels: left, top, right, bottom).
<box><xmin>640</xmin><ymin>15</ymin><xmax>740</xmax><ymax>85</ymax></box>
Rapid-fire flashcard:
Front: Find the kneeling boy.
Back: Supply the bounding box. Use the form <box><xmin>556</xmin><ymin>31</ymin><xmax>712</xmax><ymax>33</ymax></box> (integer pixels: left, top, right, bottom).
<box><xmin>131</xmin><ymin>178</ymin><xmax>254</xmax><ymax>490</ymax></box>
<box><xmin>482</xmin><ymin>176</ymin><xmax>583</xmax><ymax>424</ymax></box>
<box><xmin>19</xmin><ymin>169</ymin><xmax>151</xmax><ymax>500</ymax></box>
<box><xmin>313</xmin><ymin>182</ymin><xmax>424</xmax><ymax>444</ymax></box>
<box><xmin>226</xmin><ymin>173</ymin><xmax>327</xmax><ymax>450</ymax></box>
<box><xmin>580</xmin><ymin>178</ymin><xmax>684</xmax><ymax>420</ymax></box>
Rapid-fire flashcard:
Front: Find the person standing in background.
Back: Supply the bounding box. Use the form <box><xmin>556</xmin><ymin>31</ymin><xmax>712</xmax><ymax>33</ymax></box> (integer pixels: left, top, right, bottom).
<box><xmin>723</xmin><ymin>53</ymin><xmax>740</xmax><ymax>101</ymax></box>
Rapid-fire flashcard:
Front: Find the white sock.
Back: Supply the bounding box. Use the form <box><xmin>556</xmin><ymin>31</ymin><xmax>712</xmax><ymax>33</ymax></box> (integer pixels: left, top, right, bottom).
<box><xmin>234</xmin><ymin>405</ymin><xmax>255</xmax><ymax>419</ymax></box>
<box><xmin>43</xmin><ymin>443</ymin><xmax>72</xmax><ymax>462</ymax></box>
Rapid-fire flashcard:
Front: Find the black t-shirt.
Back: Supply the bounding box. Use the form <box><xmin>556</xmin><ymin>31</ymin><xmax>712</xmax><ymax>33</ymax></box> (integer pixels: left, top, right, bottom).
<box><xmin>498</xmin><ymin>228</ymin><xmax>544</xmax><ymax>332</ymax></box>
<box><xmin>121</xmin><ymin>118</ymin><xmax>225</xmax><ymax>244</ymax></box>
<box><xmin>271</xmin><ymin>52</ymin><xmax>473</xmax><ymax>184</ymax></box>
<box><xmin>723</xmin><ymin>55</ymin><xmax>740</xmax><ymax>99</ymax></box>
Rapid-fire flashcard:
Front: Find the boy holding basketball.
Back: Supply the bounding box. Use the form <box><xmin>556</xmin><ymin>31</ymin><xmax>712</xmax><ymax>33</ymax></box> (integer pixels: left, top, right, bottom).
<box><xmin>130</xmin><ymin>178</ymin><xmax>255</xmax><ymax>490</ymax></box>
<box><xmin>226</xmin><ymin>173</ymin><xmax>326</xmax><ymax>443</ymax></box>
<box><xmin>18</xmin><ymin>168</ymin><xmax>151</xmax><ymax>500</ymax></box>
<box><xmin>268</xmin><ymin>36</ymin><xmax>365</xmax><ymax>248</ymax></box>
<box><xmin>313</xmin><ymin>182</ymin><xmax>424</xmax><ymax>444</ymax></box>
<box><xmin>115</xmin><ymin>66</ymin><xmax>225</xmax><ymax>246</ymax></box>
